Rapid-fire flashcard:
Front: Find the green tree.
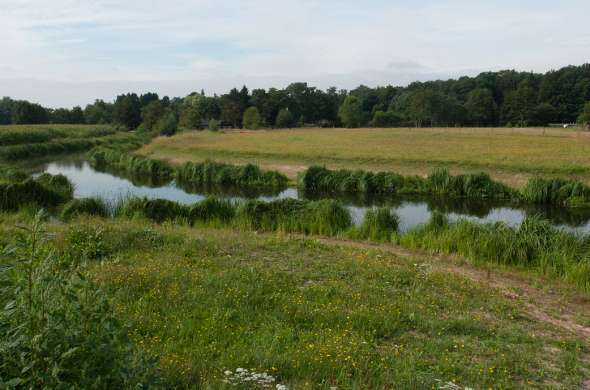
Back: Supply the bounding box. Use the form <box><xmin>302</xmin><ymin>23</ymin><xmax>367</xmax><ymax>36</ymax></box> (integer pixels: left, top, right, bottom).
<box><xmin>275</xmin><ymin>108</ymin><xmax>294</xmax><ymax>128</ymax></box>
<box><xmin>141</xmin><ymin>100</ymin><xmax>165</xmax><ymax>129</ymax></box>
<box><xmin>372</xmin><ymin>110</ymin><xmax>403</xmax><ymax>127</ymax></box>
<box><xmin>531</xmin><ymin>103</ymin><xmax>558</xmax><ymax>126</ymax></box>
<box><xmin>578</xmin><ymin>101</ymin><xmax>590</xmax><ymax>127</ymax></box>
<box><xmin>338</xmin><ymin>96</ymin><xmax>363</xmax><ymax>128</ymax></box>
<box><xmin>464</xmin><ymin>88</ymin><xmax>496</xmax><ymax>126</ymax></box>
<box><xmin>243</xmin><ymin>107</ymin><xmax>262</xmax><ymax>129</ymax></box>
<box><xmin>113</xmin><ymin>93</ymin><xmax>141</xmax><ymax>130</ymax></box>
<box><xmin>84</xmin><ymin>100</ymin><xmax>113</xmax><ymax>124</ymax></box>
<box><xmin>0</xmin><ymin>97</ymin><xmax>14</xmax><ymax>124</ymax></box>
<box><xmin>154</xmin><ymin>111</ymin><xmax>178</xmax><ymax>136</ymax></box>
<box><xmin>11</xmin><ymin>101</ymin><xmax>49</xmax><ymax>124</ymax></box>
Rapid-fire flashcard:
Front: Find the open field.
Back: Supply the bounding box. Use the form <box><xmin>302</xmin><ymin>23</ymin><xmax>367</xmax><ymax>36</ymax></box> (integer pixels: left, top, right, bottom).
<box><xmin>139</xmin><ymin>127</ymin><xmax>590</xmax><ymax>187</ymax></box>
<box><xmin>1</xmin><ymin>214</ymin><xmax>589</xmax><ymax>388</ymax></box>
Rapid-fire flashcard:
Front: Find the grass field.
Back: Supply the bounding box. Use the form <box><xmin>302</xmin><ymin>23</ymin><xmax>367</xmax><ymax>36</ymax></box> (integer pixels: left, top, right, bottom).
<box><xmin>139</xmin><ymin>127</ymin><xmax>590</xmax><ymax>187</ymax></box>
<box><xmin>2</xmin><ymin>215</ymin><xmax>588</xmax><ymax>388</ymax></box>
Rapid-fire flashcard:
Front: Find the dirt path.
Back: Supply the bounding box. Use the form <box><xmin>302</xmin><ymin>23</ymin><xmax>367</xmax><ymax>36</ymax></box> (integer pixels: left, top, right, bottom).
<box><xmin>314</xmin><ymin>236</ymin><xmax>590</xmax><ymax>340</ymax></box>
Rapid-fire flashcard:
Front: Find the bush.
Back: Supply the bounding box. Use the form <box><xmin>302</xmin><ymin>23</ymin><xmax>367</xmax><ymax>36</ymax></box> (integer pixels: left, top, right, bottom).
<box><xmin>208</xmin><ymin>119</ymin><xmax>221</xmax><ymax>131</ymax></box>
<box><xmin>0</xmin><ymin>212</ymin><xmax>156</xmax><ymax>388</ymax></box>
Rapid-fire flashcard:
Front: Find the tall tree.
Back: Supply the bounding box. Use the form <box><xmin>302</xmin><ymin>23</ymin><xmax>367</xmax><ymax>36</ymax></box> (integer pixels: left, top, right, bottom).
<box><xmin>338</xmin><ymin>96</ymin><xmax>363</xmax><ymax>128</ymax></box>
<box><xmin>464</xmin><ymin>88</ymin><xmax>496</xmax><ymax>126</ymax></box>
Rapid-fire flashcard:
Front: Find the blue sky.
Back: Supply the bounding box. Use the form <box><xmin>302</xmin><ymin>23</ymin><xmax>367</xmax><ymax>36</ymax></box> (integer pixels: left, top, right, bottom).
<box><xmin>1</xmin><ymin>0</ymin><xmax>589</xmax><ymax>107</ymax></box>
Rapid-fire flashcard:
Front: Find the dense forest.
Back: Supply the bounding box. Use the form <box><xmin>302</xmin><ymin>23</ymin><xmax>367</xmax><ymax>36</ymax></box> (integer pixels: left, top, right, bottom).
<box><xmin>1</xmin><ymin>64</ymin><xmax>590</xmax><ymax>131</ymax></box>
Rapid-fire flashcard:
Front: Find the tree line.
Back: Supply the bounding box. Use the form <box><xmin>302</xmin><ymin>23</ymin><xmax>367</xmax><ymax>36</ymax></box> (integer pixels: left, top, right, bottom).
<box><xmin>1</xmin><ymin>63</ymin><xmax>589</xmax><ymax>131</ymax></box>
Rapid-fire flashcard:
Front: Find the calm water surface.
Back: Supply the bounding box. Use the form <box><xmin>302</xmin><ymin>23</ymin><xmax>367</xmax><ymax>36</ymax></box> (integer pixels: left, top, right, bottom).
<box><xmin>43</xmin><ymin>160</ymin><xmax>590</xmax><ymax>234</ymax></box>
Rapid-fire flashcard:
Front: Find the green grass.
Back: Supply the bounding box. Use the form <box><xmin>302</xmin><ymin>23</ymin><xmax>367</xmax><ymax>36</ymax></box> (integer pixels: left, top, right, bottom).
<box><xmin>0</xmin><ymin>173</ymin><xmax>73</xmax><ymax>211</ymax></box>
<box><xmin>61</xmin><ymin>197</ymin><xmax>110</xmax><ymax>221</ymax></box>
<box><xmin>139</xmin><ymin>127</ymin><xmax>590</xmax><ymax>186</ymax></box>
<box><xmin>66</xmin><ymin>219</ymin><xmax>587</xmax><ymax>389</ymax></box>
<box><xmin>176</xmin><ymin>160</ymin><xmax>288</xmax><ymax>191</ymax></box>
<box><xmin>0</xmin><ymin>124</ymin><xmax>115</xmax><ymax>146</ymax></box>
<box><xmin>301</xmin><ymin>166</ymin><xmax>516</xmax><ymax>201</ymax></box>
<box><xmin>89</xmin><ymin>147</ymin><xmax>174</xmax><ymax>180</ymax></box>
<box><xmin>400</xmin><ymin>212</ymin><xmax>590</xmax><ymax>290</ymax></box>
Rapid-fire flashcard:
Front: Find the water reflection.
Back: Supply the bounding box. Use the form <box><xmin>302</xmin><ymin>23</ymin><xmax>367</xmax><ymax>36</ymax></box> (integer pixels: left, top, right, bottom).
<box><xmin>42</xmin><ymin>160</ymin><xmax>590</xmax><ymax>234</ymax></box>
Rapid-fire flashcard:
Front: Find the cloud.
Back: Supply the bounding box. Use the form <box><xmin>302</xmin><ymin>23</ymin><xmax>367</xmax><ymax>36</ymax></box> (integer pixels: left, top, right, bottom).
<box><xmin>0</xmin><ymin>0</ymin><xmax>589</xmax><ymax>106</ymax></box>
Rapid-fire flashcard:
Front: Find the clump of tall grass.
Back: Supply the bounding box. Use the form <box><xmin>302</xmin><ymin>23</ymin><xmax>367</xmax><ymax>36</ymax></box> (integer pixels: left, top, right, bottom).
<box><xmin>188</xmin><ymin>197</ymin><xmax>235</xmax><ymax>225</ymax></box>
<box><xmin>116</xmin><ymin>197</ymin><xmax>189</xmax><ymax>223</ymax></box>
<box><xmin>89</xmin><ymin>148</ymin><xmax>173</xmax><ymax>180</ymax></box>
<box><xmin>300</xmin><ymin>166</ymin><xmax>515</xmax><ymax>200</ymax></box>
<box><xmin>522</xmin><ymin>177</ymin><xmax>590</xmax><ymax>207</ymax></box>
<box><xmin>0</xmin><ymin>174</ymin><xmax>73</xmax><ymax>211</ymax></box>
<box><xmin>401</xmin><ymin>213</ymin><xmax>590</xmax><ymax>291</ymax></box>
<box><xmin>61</xmin><ymin>197</ymin><xmax>110</xmax><ymax>221</ymax></box>
<box><xmin>236</xmin><ymin>198</ymin><xmax>351</xmax><ymax>235</ymax></box>
<box><xmin>176</xmin><ymin>160</ymin><xmax>288</xmax><ymax>190</ymax></box>
<box><xmin>350</xmin><ymin>207</ymin><xmax>399</xmax><ymax>241</ymax></box>
<box><xmin>34</xmin><ymin>173</ymin><xmax>74</xmax><ymax>200</ymax></box>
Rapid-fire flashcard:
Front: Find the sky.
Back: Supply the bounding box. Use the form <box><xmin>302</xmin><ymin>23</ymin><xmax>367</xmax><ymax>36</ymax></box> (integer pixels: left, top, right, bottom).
<box><xmin>0</xmin><ymin>0</ymin><xmax>589</xmax><ymax>107</ymax></box>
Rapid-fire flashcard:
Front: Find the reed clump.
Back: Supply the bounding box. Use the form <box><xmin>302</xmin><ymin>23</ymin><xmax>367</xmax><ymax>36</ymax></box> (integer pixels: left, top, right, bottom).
<box><xmin>188</xmin><ymin>197</ymin><xmax>235</xmax><ymax>225</ymax></box>
<box><xmin>351</xmin><ymin>207</ymin><xmax>399</xmax><ymax>241</ymax></box>
<box><xmin>116</xmin><ymin>197</ymin><xmax>189</xmax><ymax>223</ymax></box>
<box><xmin>522</xmin><ymin>177</ymin><xmax>590</xmax><ymax>207</ymax></box>
<box><xmin>61</xmin><ymin>197</ymin><xmax>110</xmax><ymax>220</ymax></box>
<box><xmin>0</xmin><ymin>174</ymin><xmax>73</xmax><ymax>211</ymax></box>
<box><xmin>89</xmin><ymin>148</ymin><xmax>173</xmax><ymax>180</ymax></box>
<box><xmin>176</xmin><ymin>160</ymin><xmax>288</xmax><ymax>190</ymax></box>
<box><xmin>236</xmin><ymin>198</ymin><xmax>351</xmax><ymax>235</ymax></box>
<box><xmin>400</xmin><ymin>213</ymin><xmax>590</xmax><ymax>290</ymax></box>
<box><xmin>300</xmin><ymin>166</ymin><xmax>515</xmax><ymax>200</ymax></box>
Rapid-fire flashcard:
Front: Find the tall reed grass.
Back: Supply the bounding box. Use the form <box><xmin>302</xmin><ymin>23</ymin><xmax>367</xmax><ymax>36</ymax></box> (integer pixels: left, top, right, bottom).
<box><xmin>522</xmin><ymin>177</ymin><xmax>590</xmax><ymax>207</ymax></box>
<box><xmin>0</xmin><ymin>174</ymin><xmax>73</xmax><ymax>211</ymax></box>
<box><xmin>89</xmin><ymin>148</ymin><xmax>173</xmax><ymax>180</ymax></box>
<box><xmin>61</xmin><ymin>197</ymin><xmax>110</xmax><ymax>220</ymax></box>
<box><xmin>400</xmin><ymin>212</ymin><xmax>590</xmax><ymax>290</ymax></box>
<box><xmin>176</xmin><ymin>160</ymin><xmax>288</xmax><ymax>190</ymax></box>
<box><xmin>349</xmin><ymin>207</ymin><xmax>399</xmax><ymax>241</ymax></box>
<box><xmin>300</xmin><ymin>166</ymin><xmax>515</xmax><ymax>200</ymax></box>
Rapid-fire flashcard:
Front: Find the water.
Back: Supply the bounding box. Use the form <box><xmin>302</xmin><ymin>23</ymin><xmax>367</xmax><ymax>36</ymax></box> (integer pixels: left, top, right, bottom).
<box><xmin>42</xmin><ymin>160</ymin><xmax>590</xmax><ymax>234</ymax></box>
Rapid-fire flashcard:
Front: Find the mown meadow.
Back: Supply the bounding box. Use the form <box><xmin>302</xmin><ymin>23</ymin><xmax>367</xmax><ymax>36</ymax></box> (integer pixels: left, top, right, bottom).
<box><xmin>138</xmin><ymin>127</ymin><xmax>590</xmax><ymax>186</ymax></box>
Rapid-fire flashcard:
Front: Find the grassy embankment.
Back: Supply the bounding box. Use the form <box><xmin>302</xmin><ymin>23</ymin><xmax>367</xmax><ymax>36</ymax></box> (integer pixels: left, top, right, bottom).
<box><xmin>138</xmin><ymin>127</ymin><xmax>590</xmax><ymax>187</ymax></box>
<box><xmin>0</xmin><ymin>124</ymin><xmax>144</xmax><ymax>167</ymax></box>
<box><xmin>1</xmin><ymin>213</ymin><xmax>589</xmax><ymax>388</ymax></box>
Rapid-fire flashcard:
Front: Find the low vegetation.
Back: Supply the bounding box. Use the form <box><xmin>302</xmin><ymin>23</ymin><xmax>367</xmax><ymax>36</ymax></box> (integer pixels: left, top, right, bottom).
<box><xmin>1</xmin><ymin>215</ymin><xmax>587</xmax><ymax>388</ymax></box>
<box><xmin>0</xmin><ymin>173</ymin><xmax>73</xmax><ymax>211</ymax></box>
<box><xmin>89</xmin><ymin>147</ymin><xmax>174</xmax><ymax>180</ymax></box>
<box><xmin>401</xmin><ymin>212</ymin><xmax>590</xmax><ymax>290</ymax></box>
<box><xmin>301</xmin><ymin>166</ymin><xmax>516</xmax><ymax>201</ymax></box>
<box><xmin>176</xmin><ymin>160</ymin><xmax>288</xmax><ymax>191</ymax></box>
<box><xmin>139</xmin><ymin>127</ymin><xmax>590</xmax><ymax>186</ymax></box>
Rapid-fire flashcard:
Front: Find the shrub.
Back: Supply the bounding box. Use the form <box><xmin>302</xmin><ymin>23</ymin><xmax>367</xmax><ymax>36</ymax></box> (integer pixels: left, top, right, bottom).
<box><xmin>154</xmin><ymin>112</ymin><xmax>178</xmax><ymax>137</ymax></box>
<box><xmin>0</xmin><ymin>212</ymin><xmax>156</xmax><ymax>388</ymax></box>
<box><xmin>208</xmin><ymin>119</ymin><xmax>221</xmax><ymax>131</ymax></box>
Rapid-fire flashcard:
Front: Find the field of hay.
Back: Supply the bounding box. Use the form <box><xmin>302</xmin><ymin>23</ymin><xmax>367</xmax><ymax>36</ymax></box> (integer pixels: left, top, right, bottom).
<box><xmin>139</xmin><ymin>127</ymin><xmax>590</xmax><ymax>187</ymax></box>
